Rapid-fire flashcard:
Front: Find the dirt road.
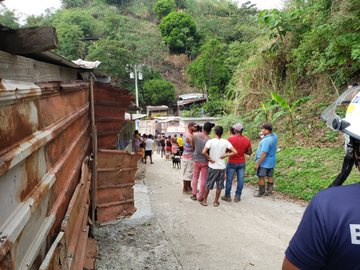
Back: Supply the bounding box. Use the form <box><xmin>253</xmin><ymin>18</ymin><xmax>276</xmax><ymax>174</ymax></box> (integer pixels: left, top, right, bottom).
<box><xmin>95</xmin><ymin>154</ymin><xmax>306</xmax><ymax>270</ymax></box>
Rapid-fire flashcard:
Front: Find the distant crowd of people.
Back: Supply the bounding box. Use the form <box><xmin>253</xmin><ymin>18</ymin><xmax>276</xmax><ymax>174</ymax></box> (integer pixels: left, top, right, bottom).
<box><xmin>133</xmin><ymin>121</ymin><xmax>279</xmax><ymax>207</ymax></box>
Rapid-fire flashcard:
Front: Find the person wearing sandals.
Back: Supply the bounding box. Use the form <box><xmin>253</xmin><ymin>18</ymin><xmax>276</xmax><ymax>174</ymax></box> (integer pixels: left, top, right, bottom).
<box><xmin>201</xmin><ymin>126</ymin><xmax>237</xmax><ymax>207</ymax></box>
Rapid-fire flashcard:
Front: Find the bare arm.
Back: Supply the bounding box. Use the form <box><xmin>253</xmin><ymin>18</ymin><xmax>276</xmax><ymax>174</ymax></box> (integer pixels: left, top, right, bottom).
<box><xmin>190</xmin><ymin>134</ymin><xmax>195</xmax><ymax>149</ymax></box>
<box><xmin>282</xmin><ymin>257</ymin><xmax>300</xmax><ymax>270</ymax></box>
<box><xmin>202</xmin><ymin>146</ymin><xmax>214</xmax><ymax>163</ymax></box>
<box><xmin>221</xmin><ymin>146</ymin><xmax>237</xmax><ymax>159</ymax></box>
<box><xmin>246</xmin><ymin>146</ymin><xmax>252</xmax><ymax>155</ymax></box>
<box><xmin>254</xmin><ymin>151</ymin><xmax>267</xmax><ymax>170</ymax></box>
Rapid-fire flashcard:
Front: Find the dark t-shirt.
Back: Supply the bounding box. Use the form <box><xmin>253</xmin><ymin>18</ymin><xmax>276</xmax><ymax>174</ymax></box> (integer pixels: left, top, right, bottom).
<box><xmin>193</xmin><ymin>133</ymin><xmax>209</xmax><ymax>163</ymax></box>
<box><xmin>160</xmin><ymin>139</ymin><xmax>165</xmax><ymax>147</ymax></box>
<box><xmin>285</xmin><ymin>183</ymin><xmax>360</xmax><ymax>270</ymax></box>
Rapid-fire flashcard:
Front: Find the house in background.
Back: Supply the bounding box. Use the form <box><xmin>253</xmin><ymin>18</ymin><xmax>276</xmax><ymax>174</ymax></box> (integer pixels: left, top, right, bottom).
<box><xmin>146</xmin><ymin>105</ymin><xmax>169</xmax><ymax>117</ymax></box>
<box><xmin>177</xmin><ymin>93</ymin><xmax>207</xmax><ymax>114</ymax></box>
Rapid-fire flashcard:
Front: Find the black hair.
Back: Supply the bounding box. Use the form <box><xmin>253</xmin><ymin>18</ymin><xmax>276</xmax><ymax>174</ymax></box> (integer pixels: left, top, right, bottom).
<box><xmin>214</xmin><ymin>126</ymin><xmax>223</xmax><ymax>136</ymax></box>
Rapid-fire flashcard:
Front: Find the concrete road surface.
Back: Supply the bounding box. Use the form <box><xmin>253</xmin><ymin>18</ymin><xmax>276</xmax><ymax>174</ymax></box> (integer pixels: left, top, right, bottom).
<box><xmin>95</xmin><ymin>153</ymin><xmax>306</xmax><ymax>270</ymax></box>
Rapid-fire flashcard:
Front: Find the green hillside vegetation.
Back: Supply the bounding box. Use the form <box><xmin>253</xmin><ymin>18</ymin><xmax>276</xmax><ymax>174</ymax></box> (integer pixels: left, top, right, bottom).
<box><xmin>1</xmin><ymin>0</ymin><xmax>359</xmax><ymax>200</ymax></box>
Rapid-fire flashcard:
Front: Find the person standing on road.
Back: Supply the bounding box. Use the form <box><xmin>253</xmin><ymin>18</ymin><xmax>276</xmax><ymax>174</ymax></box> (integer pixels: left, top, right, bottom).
<box><xmin>222</xmin><ymin>123</ymin><xmax>252</xmax><ymax>203</ymax></box>
<box><xmin>133</xmin><ymin>130</ymin><xmax>143</xmax><ymax>153</ymax></box>
<box><xmin>159</xmin><ymin>135</ymin><xmax>166</xmax><ymax>158</ymax></box>
<box><xmin>182</xmin><ymin>123</ymin><xmax>198</xmax><ymax>194</ymax></box>
<box><xmin>201</xmin><ymin>126</ymin><xmax>237</xmax><ymax>207</ymax></box>
<box><xmin>254</xmin><ymin>123</ymin><xmax>278</xmax><ymax>197</ymax></box>
<box><xmin>177</xmin><ymin>133</ymin><xmax>184</xmax><ymax>156</ymax></box>
<box><xmin>171</xmin><ymin>134</ymin><xmax>179</xmax><ymax>154</ymax></box>
<box><xmin>190</xmin><ymin>122</ymin><xmax>214</xmax><ymax>201</ymax></box>
<box><xmin>283</xmin><ymin>86</ymin><xmax>360</xmax><ymax>270</ymax></box>
<box><xmin>144</xmin><ymin>134</ymin><xmax>155</xmax><ymax>164</ymax></box>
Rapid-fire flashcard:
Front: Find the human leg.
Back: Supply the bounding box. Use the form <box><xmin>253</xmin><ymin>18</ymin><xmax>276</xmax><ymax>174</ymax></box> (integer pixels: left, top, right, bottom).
<box><xmin>183</xmin><ymin>159</ymin><xmax>193</xmax><ymax>193</ymax></box>
<box><xmin>265</xmin><ymin>169</ymin><xmax>274</xmax><ymax>195</ymax></box>
<box><xmin>215</xmin><ymin>169</ymin><xmax>225</xmax><ymax>205</ymax></box>
<box><xmin>197</xmin><ymin>162</ymin><xmax>208</xmax><ymax>201</ymax></box>
<box><xmin>225</xmin><ymin>163</ymin><xmax>235</xmax><ymax>197</ymax></box>
<box><xmin>201</xmin><ymin>188</ymin><xmax>210</xmax><ymax>206</ymax></box>
<box><xmin>214</xmin><ymin>189</ymin><xmax>221</xmax><ymax>206</ymax></box>
<box><xmin>235</xmin><ymin>163</ymin><xmax>245</xmax><ymax>199</ymax></box>
<box><xmin>254</xmin><ymin>167</ymin><xmax>266</xmax><ymax>197</ymax></box>
<box><xmin>191</xmin><ymin>162</ymin><xmax>201</xmax><ymax>199</ymax></box>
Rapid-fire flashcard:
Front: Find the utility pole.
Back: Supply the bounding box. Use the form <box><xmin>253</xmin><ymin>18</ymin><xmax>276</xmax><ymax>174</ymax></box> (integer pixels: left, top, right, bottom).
<box><xmin>126</xmin><ymin>64</ymin><xmax>143</xmax><ymax>113</ymax></box>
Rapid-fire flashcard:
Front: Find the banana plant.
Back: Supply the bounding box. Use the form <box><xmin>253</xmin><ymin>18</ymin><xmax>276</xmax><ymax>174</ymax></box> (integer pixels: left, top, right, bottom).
<box><xmin>271</xmin><ymin>92</ymin><xmax>310</xmax><ymax>137</ymax></box>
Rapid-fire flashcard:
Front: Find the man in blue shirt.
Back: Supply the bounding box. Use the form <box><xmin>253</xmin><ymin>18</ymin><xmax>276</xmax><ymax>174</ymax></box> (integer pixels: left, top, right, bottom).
<box><xmin>283</xmin><ymin>86</ymin><xmax>360</xmax><ymax>269</ymax></box>
<box><xmin>254</xmin><ymin>123</ymin><xmax>278</xmax><ymax>197</ymax></box>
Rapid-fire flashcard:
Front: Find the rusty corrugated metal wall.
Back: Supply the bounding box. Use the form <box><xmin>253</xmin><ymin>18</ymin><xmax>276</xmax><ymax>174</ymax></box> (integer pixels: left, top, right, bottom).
<box><xmin>0</xmin><ymin>80</ymin><xmax>90</xmax><ymax>269</ymax></box>
<box><xmin>0</xmin><ymin>50</ymin><xmax>92</xmax><ymax>269</ymax></box>
<box><xmin>0</xmin><ymin>48</ymin><xmax>141</xmax><ymax>268</ymax></box>
<box><xmin>93</xmin><ymin>82</ymin><xmax>141</xmax><ymax>224</ymax></box>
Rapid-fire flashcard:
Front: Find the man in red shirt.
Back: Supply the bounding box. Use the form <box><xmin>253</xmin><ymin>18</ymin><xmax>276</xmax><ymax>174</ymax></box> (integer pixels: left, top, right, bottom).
<box><xmin>221</xmin><ymin>123</ymin><xmax>252</xmax><ymax>202</ymax></box>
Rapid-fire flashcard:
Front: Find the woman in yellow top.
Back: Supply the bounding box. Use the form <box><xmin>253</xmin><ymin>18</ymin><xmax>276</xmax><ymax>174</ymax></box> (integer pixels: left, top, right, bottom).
<box><xmin>177</xmin><ymin>133</ymin><xmax>184</xmax><ymax>156</ymax></box>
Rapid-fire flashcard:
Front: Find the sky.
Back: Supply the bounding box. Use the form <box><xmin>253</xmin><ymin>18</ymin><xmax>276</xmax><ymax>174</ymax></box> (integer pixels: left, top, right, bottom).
<box><xmin>2</xmin><ymin>0</ymin><xmax>284</xmax><ymax>18</ymax></box>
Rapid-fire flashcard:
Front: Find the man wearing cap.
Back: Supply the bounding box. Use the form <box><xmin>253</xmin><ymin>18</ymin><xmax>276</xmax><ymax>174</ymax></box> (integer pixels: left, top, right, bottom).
<box><xmin>254</xmin><ymin>123</ymin><xmax>278</xmax><ymax>197</ymax></box>
<box><xmin>181</xmin><ymin>122</ymin><xmax>198</xmax><ymax>194</ymax></box>
<box><xmin>190</xmin><ymin>122</ymin><xmax>214</xmax><ymax>201</ymax></box>
<box><xmin>222</xmin><ymin>123</ymin><xmax>252</xmax><ymax>203</ymax></box>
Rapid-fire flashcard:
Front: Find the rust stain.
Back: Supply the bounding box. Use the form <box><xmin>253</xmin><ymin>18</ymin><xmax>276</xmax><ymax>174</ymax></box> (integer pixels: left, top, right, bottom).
<box><xmin>0</xmin><ymin>79</ymin><xmax>4</xmax><ymax>91</ymax></box>
<box><xmin>0</xmin><ymin>158</ymin><xmax>12</xmax><ymax>177</ymax></box>
<box><xmin>0</xmin><ymin>238</ymin><xmax>13</xmax><ymax>263</ymax></box>
<box><xmin>0</xmin><ymin>249</ymin><xmax>14</xmax><ymax>270</ymax></box>
<box><xmin>0</xmin><ymin>105</ymin><xmax>36</xmax><ymax>151</ymax></box>
<box><xmin>30</xmin><ymin>181</ymin><xmax>51</xmax><ymax>213</ymax></box>
<box><xmin>20</xmin><ymin>151</ymin><xmax>40</xmax><ymax>202</ymax></box>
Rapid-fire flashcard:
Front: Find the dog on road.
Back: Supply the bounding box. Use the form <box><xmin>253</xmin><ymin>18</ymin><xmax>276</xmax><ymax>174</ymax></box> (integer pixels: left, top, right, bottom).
<box><xmin>171</xmin><ymin>155</ymin><xmax>181</xmax><ymax>169</ymax></box>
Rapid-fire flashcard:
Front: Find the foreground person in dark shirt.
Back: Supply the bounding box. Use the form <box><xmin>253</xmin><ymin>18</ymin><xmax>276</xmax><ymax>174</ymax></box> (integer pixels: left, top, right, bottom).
<box><xmin>283</xmin><ymin>86</ymin><xmax>360</xmax><ymax>270</ymax></box>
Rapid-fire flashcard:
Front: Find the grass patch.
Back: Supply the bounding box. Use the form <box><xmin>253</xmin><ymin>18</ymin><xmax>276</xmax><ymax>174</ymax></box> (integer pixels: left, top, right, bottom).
<box><xmin>244</xmin><ymin>146</ymin><xmax>359</xmax><ymax>201</ymax></box>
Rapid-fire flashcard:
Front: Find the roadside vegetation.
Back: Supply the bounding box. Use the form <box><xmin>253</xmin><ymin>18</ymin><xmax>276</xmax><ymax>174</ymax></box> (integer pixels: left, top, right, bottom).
<box><xmin>1</xmin><ymin>0</ymin><xmax>359</xmax><ymax>201</ymax></box>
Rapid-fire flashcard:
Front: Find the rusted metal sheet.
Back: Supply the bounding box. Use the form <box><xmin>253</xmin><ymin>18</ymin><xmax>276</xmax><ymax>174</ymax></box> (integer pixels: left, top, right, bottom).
<box><xmin>96</xmin><ymin>149</ymin><xmax>140</xmax><ymax>224</ymax></box>
<box><xmin>0</xmin><ymin>77</ymin><xmax>90</xmax><ymax>269</ymax></box>
<box><xmin>40</xmin><ymin>158</ymin><xmax>95</xmax><ymax>270</ymax></box>
<box><xmin>94</xmin><ymin>82</ymin><xmax>133</xmax><ymax>149</ymax></box>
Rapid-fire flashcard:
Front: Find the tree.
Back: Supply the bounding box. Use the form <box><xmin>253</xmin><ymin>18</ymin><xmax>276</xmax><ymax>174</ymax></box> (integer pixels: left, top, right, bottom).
<box><xmin>187</xmin><ymin>39</ymin><xmax>229</xmax><ymax>96</ymax></box>
<box><xmin>51</xmin><ymin>8</ymin><xmax>98</xmax><ymax>59</ymax></box>
<box><xmin>62</xmin><ymin>0</ymin><xmax>89</xmax><ymax>8</ymax></box>
<box><xmin>143</xmin><ymin>79</ymin><xmax>175</xmax><ymax>105</ymax></box>
<box><xmin>55</xmin><ymin>22</ymin><xmax>84</xmax><ymax>59</ymax></box>
<box><xmin>153</xmin><ymin>0</ymin><xmax>176</xmax><ymax>19</ymax></box>
<box><xmin>0</xmin><ymin>8</ymin><xmax>19</xmax><ymax>28</ymax></box>
<box><xmin>87</xmin><ymin>37</ymin><xmax>134</xmax><ymax>83</ymax></box>
<box><xmin>159</xmin><ymin>11</ymin><xmax>199</xmax><ymax>55</ymax></box>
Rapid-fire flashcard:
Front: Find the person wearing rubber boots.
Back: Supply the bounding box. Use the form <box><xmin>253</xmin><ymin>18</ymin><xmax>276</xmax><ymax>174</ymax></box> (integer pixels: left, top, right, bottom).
<box><xmin>254</xmin><ymin>123</ymin><xmax>278</xmax><ymax>197</ymax></box>
<box><xmin>283</xmin><ymin>85</ymin><xmax>360</xmax><ymax>269</ymax></box>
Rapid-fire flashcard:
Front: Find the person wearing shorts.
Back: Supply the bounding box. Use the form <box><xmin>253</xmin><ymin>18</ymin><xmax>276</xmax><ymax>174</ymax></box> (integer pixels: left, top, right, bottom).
<box><xmin>182</xmin><ymin>123</ymin><xmax>198</xmax><ymax>194</ymax></box>
<box><xmin>201</xmin><ymin>126</ymin><xmax>237</xmax><ymax>207</ymax></box>
<box><xmin>145</xmin><ymin>134</ymin><xmax>154</xmax><ymax>164</ymax></box>
<box><xmin>254</xmin><ymin>123</ymin><xmax>278</xmax><ymax>197</ymax></box>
